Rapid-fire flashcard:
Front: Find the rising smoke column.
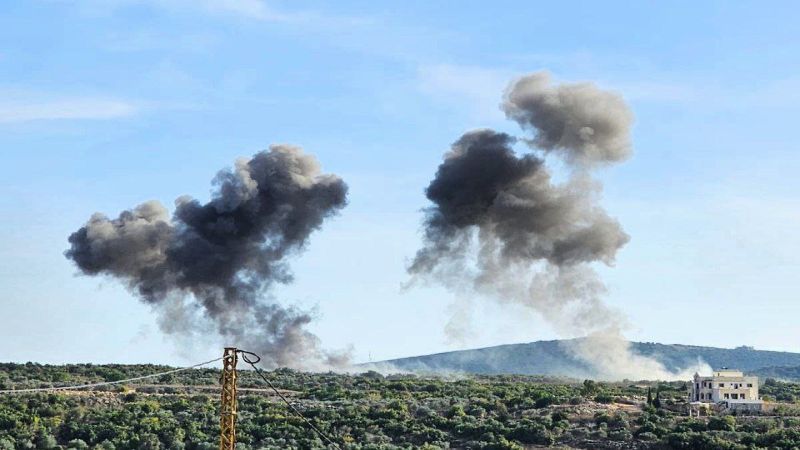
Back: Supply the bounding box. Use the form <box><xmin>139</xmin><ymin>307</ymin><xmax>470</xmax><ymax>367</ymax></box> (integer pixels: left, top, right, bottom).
<box><xmin>66</xmin><ymin>145</ymin><xmax>348</xmax><ymax>369</ymax></box>
<box><xmin>409</xmin><ymin>72</ymin><xmax>705</xmax><ymax>380</ymax></box>
<box><xmin>408</xmin><ymin>129</ymin><xmax>628</xmax><ymax>336</ymax></box>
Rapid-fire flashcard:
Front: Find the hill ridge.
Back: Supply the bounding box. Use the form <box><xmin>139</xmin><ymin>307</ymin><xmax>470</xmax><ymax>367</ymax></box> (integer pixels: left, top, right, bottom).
<box><xmin>373</xmin><ymin>339</ymin><xmax>800</xmax><ymax>380</ymax></box>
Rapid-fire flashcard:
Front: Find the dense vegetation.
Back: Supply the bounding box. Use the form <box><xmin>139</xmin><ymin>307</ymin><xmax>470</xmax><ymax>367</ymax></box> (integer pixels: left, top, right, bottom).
<box><xmin>382</xmin><ymin>340</ymin><xmax>800</xmax><ymax>380</ymax></box>
<box><xmin>2</xmin><ymin>363</ymin><xmax>800</xmax><ymax>449</ymax></box>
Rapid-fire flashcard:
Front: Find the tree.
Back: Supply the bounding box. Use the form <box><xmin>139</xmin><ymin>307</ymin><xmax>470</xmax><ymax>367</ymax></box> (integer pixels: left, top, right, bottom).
<box><xmin>582</xmin><ymin>380</ymin><xmax>599</xmax><ymax>395</ymax></box>
<box><xmin>708</xmin><ymin>416</ymin><xmax>736</xmax><ymax>432</ymax></box>
<box><xmin>66</xmin><ymin>439</ymin><xmax>89</xmax><ymax>450</ymax></box>
<box><xmin>34</xmin><ymin>433</ymin><xmax>57</xmax><ymax>449</ymax></box>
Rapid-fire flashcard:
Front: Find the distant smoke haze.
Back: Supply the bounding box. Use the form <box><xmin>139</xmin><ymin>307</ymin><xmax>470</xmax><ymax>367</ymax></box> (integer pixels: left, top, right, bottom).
<box><xmin>409</xmin><ymin>71</ymin><xmax>708</xmax><ymax>380</ymax></box>
<box><xmin>66</xmin><ymin>145</ymin><xmax>349</xmax><ymax>370</ymax></box>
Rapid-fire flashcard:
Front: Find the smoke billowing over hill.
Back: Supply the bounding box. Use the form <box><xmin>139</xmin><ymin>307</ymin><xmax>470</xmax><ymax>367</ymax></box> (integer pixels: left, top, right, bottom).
<box><xmin>407</xmin><ymin>72</ymin><xmax>708</xmax><ymax>380</ymax></box>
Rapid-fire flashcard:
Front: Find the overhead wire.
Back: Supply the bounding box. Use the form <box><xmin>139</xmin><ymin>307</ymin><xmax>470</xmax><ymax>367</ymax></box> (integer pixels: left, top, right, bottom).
<box><xmin>0</xmin><ymin>357</ymin><xmax>224</xmax><ymax>394</ymax></box>
<box><xmin>1</xmin><ymin>350</ymin><xmax>347</xmax><ymax>448</ymax></box>
<box><xmin>237</xmin><ymin>350</ymin><xmax>343</xmax><ymax>450</ymax></box>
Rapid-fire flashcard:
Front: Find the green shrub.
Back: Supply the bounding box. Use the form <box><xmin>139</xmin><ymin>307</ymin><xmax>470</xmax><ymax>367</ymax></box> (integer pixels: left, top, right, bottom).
<box><xmin>708</xmin><ymin>416</ymin><xmax>736</xmax><ymax>432</ymax></box>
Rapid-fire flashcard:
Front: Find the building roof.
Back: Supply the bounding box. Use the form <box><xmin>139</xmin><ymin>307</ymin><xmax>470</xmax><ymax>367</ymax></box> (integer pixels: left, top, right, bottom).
<box><xmin>714</xmin><ymin>369</ymin><xmax>744</xmax><ymax>377</ymax></box>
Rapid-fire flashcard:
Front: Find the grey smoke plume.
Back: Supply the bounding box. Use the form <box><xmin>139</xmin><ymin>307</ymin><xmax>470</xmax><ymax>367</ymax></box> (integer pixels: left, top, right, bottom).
<box><xmin>502</xmin><ymin>72</ymin><xmax>633</xmax><ymax>166</ymax></box>
<box><xmin>409</xmin><ymin>129</ymin><xmax>629</xmax><ymax>275</ymax></box>
<box><xmin>408</xmin><ymin>129</ymin><xmax>629</xmax><ymax>335</ymax></box>
<box><xmin>410</xmin><ymin>72</ymin><xmax>707</xmax><ymax>380</ymax></box>
<box><xmin>66</xmin><ymin>145</ymin><xmax>348</xmax><ymax>369</ymax></box>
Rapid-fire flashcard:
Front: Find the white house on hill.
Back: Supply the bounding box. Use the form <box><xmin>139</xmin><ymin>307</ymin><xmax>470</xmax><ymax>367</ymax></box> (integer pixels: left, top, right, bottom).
<box><xmin>689</xmin><ymin>369</ymin><xmax>762</xmax><ymax>414</ymax></box>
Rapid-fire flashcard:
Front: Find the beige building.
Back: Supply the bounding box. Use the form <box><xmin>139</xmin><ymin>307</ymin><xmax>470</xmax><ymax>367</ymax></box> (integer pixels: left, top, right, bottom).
<box><xmin>690</xmin><ymin>369</ymin><xmax>762</xmax><ymax>413</ymax></box>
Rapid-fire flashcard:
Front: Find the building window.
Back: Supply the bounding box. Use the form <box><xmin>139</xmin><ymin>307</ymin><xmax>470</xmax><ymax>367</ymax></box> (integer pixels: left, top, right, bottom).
<box><xmin>724</xmin><ymin>394</ymin><xmax>730</xmax><ymax>399</ymax></box>
<box><xmin>719</xmin><ymin>383</ymin><xmax>725</xmax><ymax>387</ymax></box>
<box><xmin>747</xmin><ymin>383</ymin><xmax>753</xmax><ymax>387</ymax></box>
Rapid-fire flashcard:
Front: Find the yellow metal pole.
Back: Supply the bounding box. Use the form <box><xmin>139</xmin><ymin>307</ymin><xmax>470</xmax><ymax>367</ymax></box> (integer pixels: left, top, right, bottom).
<box><xmin>220</xmin><ymin>347</ymin><xmax>238</xmax><ymax>450</ymax></box>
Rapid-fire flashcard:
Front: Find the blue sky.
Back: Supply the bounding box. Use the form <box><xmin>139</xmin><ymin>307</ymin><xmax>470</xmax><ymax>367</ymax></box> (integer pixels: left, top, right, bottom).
<box><xmin>1</xmin><ymin>0</ymin><xmax>799</xmax><ymax>365</ymax></box>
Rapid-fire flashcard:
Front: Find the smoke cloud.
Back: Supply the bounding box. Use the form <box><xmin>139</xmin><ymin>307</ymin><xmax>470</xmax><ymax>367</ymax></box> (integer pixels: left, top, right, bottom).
<box><xmin>410</xmin><ymin>71</ymin><xmax>706</xmax><ymax>380</ymax></box>
<box><xmin>409</xmin><ymin>129</ymin><xmax>629</xmax><ymax>276</ymax></box>
<box><xmin>502</xmin><ymin>72</ymin><xmax>633</xmax><ymax>167</ymax></box>
<box><xmin>66</xmin><ymin>145</ymin><xmax>348</xmax><ymax>369</ymax></box>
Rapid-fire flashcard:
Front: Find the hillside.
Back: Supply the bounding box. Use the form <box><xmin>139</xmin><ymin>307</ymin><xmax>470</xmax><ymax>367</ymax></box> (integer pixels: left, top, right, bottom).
<box><xmin>377</xmin><ymin>339</ymin><xmax>800</xmax><ymax>380</ymax></box>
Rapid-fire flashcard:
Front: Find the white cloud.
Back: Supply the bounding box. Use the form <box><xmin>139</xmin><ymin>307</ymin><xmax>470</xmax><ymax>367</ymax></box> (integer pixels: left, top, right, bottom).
<box><xmin>203</xmin><ymin>0</ymin><xmax>272</xmax><ymax>20</ymax></box>
<box><xmin>102</xmin><ymin>29</ymin><xmax>219</xmax><ymax>53</ymax></box>
<box><xmin>611</xmin><ymin>76</ymin><xmax>800</xmax><ymax>110</ymax></box>
<box><xmin>417</xmin><ymin>61</ymin><xmax>800</xmax><ymax>115</ymax></box>
<box><xmin>607</xmin><ymin>80</ymin><xmax>702</xmax><ymax>104</ymax></box>
<box><xmin>191</xmin><ymin>0</ymin><xmax>373</xmax><ymax>27</ymax></box>
<box><xmin>416</xmin><ymin>63</ymin><xmax>516</xmax><ymax>123</ymax></box>
<box><xmin>181</xmin><ymin>0</ymin><xmax>300</xmax><ymax>22</ymax></box>
<box><xmin>73</xmin><ymin>0</ymin><xmax>371</xmax><ymax>27</ymax></box>
<box><xmin>415</xmin><ymin>63</ymin><xmax>699</xmax><ymax>121</ymax></box>
<box><xmin>742</xmin><ymin>77</ymin><xmax>800</xmax><ymax>109</ymax></box>
<box><xmin>0</xmin><ymin>97</ymin><xmax>137</xmax><ymax>123</ymax></box>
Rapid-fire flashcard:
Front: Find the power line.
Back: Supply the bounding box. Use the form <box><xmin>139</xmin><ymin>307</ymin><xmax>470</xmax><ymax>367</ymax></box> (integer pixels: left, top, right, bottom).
<box><xmin>0</xmin><ymin>357</ymin><xmax>224</xmax><ymax>394</ymax></box>
<box><xmin>238</xmin><ymin>350</ymin><xmax>343</xmax><ymax>450</ymax></box>
<box><xmin>1</xmin><ymin>351</ymin><xmax>347</xmax><ymax>448</ymax></box>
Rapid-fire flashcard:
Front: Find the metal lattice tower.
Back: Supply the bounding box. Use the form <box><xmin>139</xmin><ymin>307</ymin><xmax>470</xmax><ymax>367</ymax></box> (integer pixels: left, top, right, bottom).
<box><xmin>220</xmin><ymin>347</ymin><xmax>238</xmax><ymax>450</ymax></box>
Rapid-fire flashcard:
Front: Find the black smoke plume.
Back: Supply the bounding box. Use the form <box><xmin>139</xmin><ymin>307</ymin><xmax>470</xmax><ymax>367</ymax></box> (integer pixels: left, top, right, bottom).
<box><xmin>409</xmin><ymin>72</ymin><xmax>706</xmax><ymax>379</ymax></box>
<box><xmin>66</xmin><ymin>145</ymin><xmax>348</xmax><ymax>369</ymax></box>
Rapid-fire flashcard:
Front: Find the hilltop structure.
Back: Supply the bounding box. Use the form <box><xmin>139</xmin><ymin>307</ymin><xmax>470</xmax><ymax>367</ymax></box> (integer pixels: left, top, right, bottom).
<box><xmin>689</xmin><ymin>369</ymin><xmax>762</xmax><ymax>415</ymax></box>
